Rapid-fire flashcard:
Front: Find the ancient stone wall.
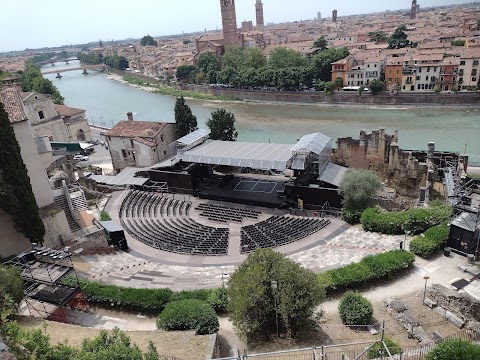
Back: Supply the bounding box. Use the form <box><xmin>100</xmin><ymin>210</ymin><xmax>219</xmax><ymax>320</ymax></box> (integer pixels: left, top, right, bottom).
<box><xmin>427</xmin><ymin>284</ymin><xmax>480</xmax><ymax>323</ymax></box>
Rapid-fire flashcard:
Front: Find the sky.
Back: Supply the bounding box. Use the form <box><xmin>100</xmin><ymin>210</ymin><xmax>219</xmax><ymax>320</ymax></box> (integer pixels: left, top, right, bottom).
<box><xmin>0</xmin><ymin>0</ymin><xmax>475</xmax><ymax>52</ymax></box>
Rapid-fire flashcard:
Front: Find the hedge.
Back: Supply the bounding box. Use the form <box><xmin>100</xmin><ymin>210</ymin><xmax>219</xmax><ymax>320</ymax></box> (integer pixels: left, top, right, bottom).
<box><xmin>339</xmin><ymin>291</ymin><xmax>373</xmax><ymax>326</ymax></box>
<box><xmin>156</xmin><ymin>299</ymin><xmax>219</xmax><ymax>335</ymax></box>
<box><xmin>317</xmin><ymin>250</ymin><xmax>415</xmax><ymax>294</ymax></box>
<box><xmin>368</xmin><ymin>337</ymin><xmax>401</xmax><ymax>359</ymax></box>
<box><xmin>62</xmin><ymin>277</ymin><xmax>227</xmax><ymax>314</ymax></box>
<box><xmin>341</xmin><ymin>207</ymin><xmax>363</xmax><ymax>225</ymax></box>
<box><xmin>360</xmin><ymin>206</ymin><xmax>452</xmax><ymax>235</ymax></box>
<box><xmin>410</xmin><ymin>223</ymin><xmax>449</xmax><ymax>258</ymax></box>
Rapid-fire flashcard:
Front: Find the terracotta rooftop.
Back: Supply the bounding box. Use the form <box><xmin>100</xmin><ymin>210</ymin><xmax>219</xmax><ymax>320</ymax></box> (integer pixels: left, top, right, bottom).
<box><xmin>54</xmin><ymin>104</ymin><xmax>85</xmax><ymax>117</ymax></box>
<box><xmin>0</xmin><ymin>87</ymin><xmax>28</xmax><ymax>123</ymax></box>
<box><xmin>133</xmin><ymin>137</ymin><xmax>156</xmax><ymax>147</ymax></box>
<box><xmin>106</xmin><ymin>120</ymin><xmax>169</xmax><ymax>138</ymax></box>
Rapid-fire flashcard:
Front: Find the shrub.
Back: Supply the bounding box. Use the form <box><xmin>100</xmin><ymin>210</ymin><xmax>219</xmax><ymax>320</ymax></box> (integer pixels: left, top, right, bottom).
<box><xmin>156</xmin><ymin>299</ymin><xmax>219</xmax><ymax>335</ymax></box>
<box><xmin>100</xmin><ymin>211</ymin><xmax>111</xmax><ymax>221</ymax></box>
<box><xmin>360</xmin><ymin>206</ymin><xmax>452</xmax><ymax>235</ymax></box>
<box><xmin>426</xmin><ymin>338</ymin><xmax>480</xmax><ymax>360</ymax></box>
<box><xmin>0</xmin><ymin>265</ymin><xmax>24</xmax><ymax>306</ymax></box>
<box><xmin>317</xmin><ymin>250</ymin><xmax>415</xmax><ymax>294</ymax></box>
<box><xmin>339</xmin><ymin>291</ymin><xmax>373</xmax><ymax>326</ymax></box>
<box><xmin>208</xmin><ymin>287</ymin><xmax>229</xmax><ymax>314</ymax></box>
<box><xmin>341</xmin><ymin>207</ymin><xmax>363</xmax><ymax>224</ymax></box>
<box><xmin>368</xmin><ymin>337</ymin><xmax>401</xmax><ymax>359</ymax></box>
<box><xmin>410</xmin><ymin>223</ymin><xmax>449</xmax><ymax>258</ymax></box>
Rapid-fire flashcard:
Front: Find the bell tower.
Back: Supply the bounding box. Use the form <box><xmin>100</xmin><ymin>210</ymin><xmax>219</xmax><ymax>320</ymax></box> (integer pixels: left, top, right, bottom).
<box><xmin>411</xmin><ymin>0</ymin><xmax>417</xmax><ymax>18</ymax></box>
<box><xmin>256</xmin><ymin>0</ymin><xmax>264</xmax><ymax>32</ymax></box>
<box><xmin>220</xmin><ymin>0</ymin><xmax>241</xmax><ymax>48</ymax></box>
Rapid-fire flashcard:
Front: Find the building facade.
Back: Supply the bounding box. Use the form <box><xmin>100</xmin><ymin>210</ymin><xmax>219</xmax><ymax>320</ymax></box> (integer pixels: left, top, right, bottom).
<box><xmin>105</xmin><ymin>113</ymin><xmax>177</xmax><ymax>173</ymax></box>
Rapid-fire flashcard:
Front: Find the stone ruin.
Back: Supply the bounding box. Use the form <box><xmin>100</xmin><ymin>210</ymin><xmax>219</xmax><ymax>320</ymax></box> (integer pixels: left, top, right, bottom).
<box><xmin>332</xmin><ymin>129</ymin><xmax>469</xmax><ymax>195</ymax></box>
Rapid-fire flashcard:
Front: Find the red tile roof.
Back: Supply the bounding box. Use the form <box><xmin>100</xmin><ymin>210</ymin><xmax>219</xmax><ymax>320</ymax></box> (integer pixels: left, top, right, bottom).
<box><xmin>105</xmin><ymin>120</ymin><xmax>169</xmax><ymax>138</ymax></box>
<box><xmin>0</xmin><ymin>87</ymin><xmax>28</xmax><ymax>123</ymax></box>
<box><xmin>54</xmin><ymin>104</ymin><xmax>85</xmax><ymax>117</ymax></box>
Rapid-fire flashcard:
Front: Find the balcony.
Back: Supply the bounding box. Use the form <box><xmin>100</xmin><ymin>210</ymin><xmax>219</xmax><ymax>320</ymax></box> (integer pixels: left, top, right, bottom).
<box><xmin>405</xmin><ymin>80</ymin><xmax>413</xmax><ymax>84</ymax></box>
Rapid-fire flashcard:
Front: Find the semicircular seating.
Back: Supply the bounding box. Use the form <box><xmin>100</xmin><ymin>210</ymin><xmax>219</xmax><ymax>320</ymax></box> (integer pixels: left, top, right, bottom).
<box><xmin>119</xmin><ymin>190</ymin><xmax>228</xmax><ymax>255</ymax></box>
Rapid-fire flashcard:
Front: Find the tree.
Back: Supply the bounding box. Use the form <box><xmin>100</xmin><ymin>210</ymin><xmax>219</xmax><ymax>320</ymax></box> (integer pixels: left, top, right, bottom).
<box><xmin>324</xmin><ymin>81</ymin><xmax>335</xmax><ymax>94</ymax></box>
<box><xmin>140</xmin><ymin>35</ymin><xmax>158</xmax><ymax>47</ymax></box>
<box><xmin>338</xmin><ymin>169</ymin><xmax>382</xmax><ymax>210</ymax></box>
<box><xmin>335</xmin><ymin>76</ymin><xmax>344</xmax><ymax>90</ymax></box>
<box><xmin>314</xmin><ymin>80</ymin><xmax>326</xmax><ymax>91</ymax></box>
<box><xmin>338</xmin><ymin>291</ymin><xmax>373</xmax><ymax>326</ymax></box>
<box><xmin>196</xmin><ymin>52</ymin><xmax>219</xmax><ymax>83</ymax></box>
<box><xmin>426</xmin><ymin>338</ymin><xmax>480</xmax><ymax>360</ymax></box>
<box><xmin>388</xmin><ymin>25</ymin><xmax>411</xmax><ymax>49</ymax></box>
<box><xmin>358</xmin><ymin>86</ymin><xmax>364</xmax><ymax>96</ymax></box>
<box><xmin>311</xmin><ymin>47</ymin><xmax>349</xmax><ymax>81</ymax></box>
<box><xmin>368</xmin><ymin>31</ymin><xmax>388</xmax><ymax>43</ymax></box>
<box><xmin>452</xmin><ymin>85</ymin><xmax>460</xmax><ymax>93</ymax></box>
<box><xmin>368</xmin><ymin>79</ymin><xmax>385</xmax><ymax>94</ymax></box>
<box><xmin>0</xmin><ymin>265</ymin><xmax>24</xmax><ymax>306</ymax></box>
<box><xmin>268</xmin><ymin>47</ymin><xmax>307</xmax><ymax>68</ymax></box>
<box><xmin>176</xmin><ymin>65</ymin><xmax>196</xmax><ymax>82</ymax></box>
<box><xmin>174</xmin><ymin>96</ymin><xmax>198</xmax><ymax>138</ymax></box>
<box><xmin>434</xmin><ymin>85</ymin><xmax>441</xmax><ymax>94</ymax></box>
<box><xmin>0</xmin><ymin>103</ymin><xmax>45</xmax><ymax>244</ymax></box>
<box><xmin>206</xmin><ymin>108</ymin><xmax>238</xmax><ymax>141</ymax></box>
<box><xmin>228</xmin><ymin>249</ymin><xmax>325</xmax><ymax>340</ymax></box>
<box><xmin>312</xmin><ymin>36</ymin><xmax>328</xmax><ymax>50</ymax></box>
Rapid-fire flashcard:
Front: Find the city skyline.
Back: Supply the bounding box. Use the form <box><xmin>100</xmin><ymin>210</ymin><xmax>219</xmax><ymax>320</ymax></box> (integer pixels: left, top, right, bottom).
<box><xmin>0</xmin><ymin>0</ymin><xmax>475</xmax><ymax>52</ymax></box>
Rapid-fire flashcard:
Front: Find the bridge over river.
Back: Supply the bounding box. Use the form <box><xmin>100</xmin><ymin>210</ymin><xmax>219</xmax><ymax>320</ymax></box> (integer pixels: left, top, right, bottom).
<box><xmin>41</xmin><ymin>64</ymin><xmax>107</xmax><ymax>76</ymax></box>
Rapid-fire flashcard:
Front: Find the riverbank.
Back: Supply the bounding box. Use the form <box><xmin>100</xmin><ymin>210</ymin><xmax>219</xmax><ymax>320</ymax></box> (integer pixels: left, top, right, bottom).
<box><xmin>106</xmin><ymin>73</ymin><xmax>238</xmax><ymax>102</ymax></box>
<box><xmin>107</xmin><ymin>72</ymin><xmax>480</xmax><ymax>111</ymax></box>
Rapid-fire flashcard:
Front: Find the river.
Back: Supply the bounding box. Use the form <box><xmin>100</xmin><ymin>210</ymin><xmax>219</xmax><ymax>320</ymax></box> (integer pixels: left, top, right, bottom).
<box><xmin>43</xmin><ymin>60</ymin><xmax>480</xmax><ymax>164</ymax></box>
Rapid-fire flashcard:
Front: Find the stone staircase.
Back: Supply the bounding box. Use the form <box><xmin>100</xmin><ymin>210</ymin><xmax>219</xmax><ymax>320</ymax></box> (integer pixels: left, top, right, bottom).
<box><xmin>54</xmin><ymin>194</ymin><xmax>80</xmax><ymax>232</ymax></box>
<box><xmin>80</xmin><ymin>251</ymin><xmax>234</xmax><ymax>290</ymax></box>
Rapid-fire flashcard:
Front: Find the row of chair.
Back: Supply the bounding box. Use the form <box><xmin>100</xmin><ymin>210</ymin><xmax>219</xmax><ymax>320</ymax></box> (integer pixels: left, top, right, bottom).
<box><xmin>120</xmin><ymin>190</ymin><xmax>191</xmax><ymax>219</ymax></box>
<box><xmin>122</xmin><ymin>217</ymin><xmax>228</xmax><ymax>255</ymax></box>
<box><xmin>240</xmin><ymin>215</ymin><xmax>330</xmax><ymax>253</ymax></box>
<box><xmin>195</xmin><ymin>203</ymin><xmax>261</xmax><ymax>223</ymax></box>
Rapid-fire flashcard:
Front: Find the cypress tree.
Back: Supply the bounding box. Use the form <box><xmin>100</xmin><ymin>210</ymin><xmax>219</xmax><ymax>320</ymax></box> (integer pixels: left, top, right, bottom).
<box><xmin>0</xmin><ymin>102</ymin><xmax>45</xmax><ymax>244</ymax></box>
<box><xmin>174</xmin><ymin>96</ymin><xmax>198</xmax><ymax>138</ymax></box>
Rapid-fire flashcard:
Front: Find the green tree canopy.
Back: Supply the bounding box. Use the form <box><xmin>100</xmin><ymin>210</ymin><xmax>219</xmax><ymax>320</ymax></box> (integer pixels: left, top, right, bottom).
<box><xmin>104</xmin><ymin>54</ymin><xmax>129</xmax><ymax>70</ymax></box>
<box><xmin>368</xmin><ymin>79</ymin><xmax>385</xmax><ymax>94</ymax></box>
<box><xmin>338</xmin><ymin>291</ymin><xmax>373</xmax><ymax>326</ymax></box>
<box><xmin>268</xmin><ymin>47</ymin><xmax>307</xmax><ymax>68</ymax></box>
<box><xmin>312</xmin><ymin>36</ymin><xmax>328</xmax><ymax>50</ymax></box>
<box><xmin>0</xmin><ymin>103</ymin><xmax>45</xmax><ymax>244</ymax></box>
<box><xmin>388</xmin><ymin>25</ymin><xmax>411</xmax><ymax>49</ymax></box>
<box><xmin>311</xmin><ymin>47</ymin><xmax>350</xmax><ymax>82</ymax></box>
<box><xmin>206</xmin><ymin>108</ymin><xmax>238</xmax><ymax>141</ymax></box>
<box><xmin>0</xmin><ymin>265</ymin><xmax>24</xmax><ymax>307</ymax></box>
<box><xmin>324</xmin><ymin>81</ymin><xmax>335</xmax><ymax>94</ymax></box>
<box><xmin>174</xmin><ymin>96</ymin><xmax>198</xmax><ymax>138</ymax></box>
<box><xmin>338</xmin><ymin>169</ymin><xmax>382</xmax><ymax>210</ymax></box>
<box><xmin>335</xmin><ymin>76</ymin><xmax>344</xmax><ymax>89</ymax></box>
<box><xmin>140</xmin><ymin>35</ymin><xmax>158</xmax><ymax>46</ymax></box>
<box><xmin>228</xmin><ymin>249</ymin><xmax>325</xmax><ymax>340</ymax></box>
<box><xmin>176</xmin><ymin>65</ymin><xmax>196</xmax><ymax>82</ymax></box>
<box><xmin>368</xmin><ymin>31</ymin><xmax>388</xmax><ymax>43</ymax></box>
<box><xmin>426</xmin><ymin>338</ymin><xmax>480</xmax><ymax>360</ymax></box>
<box><xmin>196</xmin><ymin>52</ymin><xmax>219</xmax><ymax>83</ymax></box>
<box><xmin>21</xmin><ymin>63</ymin><xmax>64</xmax><ymax>104</ymax></box>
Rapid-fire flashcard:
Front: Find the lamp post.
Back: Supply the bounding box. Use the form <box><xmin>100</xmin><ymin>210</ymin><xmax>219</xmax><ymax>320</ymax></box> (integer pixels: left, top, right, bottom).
<box><xmin>221</xmin><ymin>273</ymin><xmax>228</xmax><ymax>288</ymax></box>
<box><xmin>423</xmin><ymin>275</ymin><xmax>430</xmax><ymax>305</ymax></box>
<box><xmin>271</xmin><ymin>280</ymin><xmax>279</xmax><ymax>338</ymax></box>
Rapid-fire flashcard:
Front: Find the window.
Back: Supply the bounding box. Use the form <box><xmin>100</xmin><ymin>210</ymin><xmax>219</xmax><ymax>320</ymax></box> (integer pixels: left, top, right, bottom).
<box><xmin>163</xmin><ymin>150</ymin><xmax>167</xmax><ymax>156</ymax></box>
<box><xmin>472</xmin><ymin>69</ymin><xmax>477</xmax><ymax>76</ymax></box>
<box><xmin>367</xmin><ymin>64</ymin><xmax>370</xmax><ymax>68</ymax></box>
<box><xmin>434</xmin><ymin>67</ymin><xmax>437</xmax><ymax>72</ymax></box>
<box><xmin>418</xmin><ymin>68</ymin><xmax>422</xmax><ymax>73</ymax></box>
<box><xmin>388</xmin><ymin>78</ymin><xmax>392</xmax><ymax>82</ymax></box>
<box><xmin>160</xmin><ymin>134</ymin><xmax>164</xmax><ymax>142</ymax></box>
<box><xmin>426</xmin><ymin>76</ymin><xmax>429</xmax><ymax>81</ymax></box>
<box><xmin>48</xmin><ymin>136</ymin><xmax>53</xmax><ymax>141</ymax></box>
<box><xmin>427</xmin><ymin>67</ymin><xmax>430</xmax><ymax>72</ymax></box>
<box><xmin>121</xmin><ymin>149</ymin><xmax>127</xmax><ymax>159</ymax></box>
<box><xmin>417</xmin><ymin>84</ymin><xmax>421</xmax><ymax>89</ymax></box>
<box><xmin>416</xmin><ymin>76</ymin><xmax>420</xmax><ymax>81</ymax></box>
<box><xmin>460</xmin><ymin>61</ymin><xmax>465</xmax><ymax>65</ymax></box>
<box><xmin>396</xmin><ymin>69</ymin><xmax>400</xmax><ymax>74</ymax></box>
<box><xmin>474</xmin><ymin>60</ymin><xmax>479</xmax><ymax>66</ymax></box>
<box><xmin>374</xmin><ymin>64</ymin><xmax>377</xmax><ymax>68</ymax></box>
<box><xmin>389</xmin><ymin>69</ymin><xmax>392</xmax><ymax>74</ymax></box>
<box><xmin>38</xmin><ymin>111</ymin><xmax>44</xmax><ymax>119</ymax></box>
<box><xmin>473</xmin><ymin>77</ymin><xmax>477</xmax><ymax>82</ymax></box>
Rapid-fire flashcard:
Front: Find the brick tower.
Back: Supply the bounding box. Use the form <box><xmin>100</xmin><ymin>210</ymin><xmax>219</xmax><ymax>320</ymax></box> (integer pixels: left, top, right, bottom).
<box><xmin>220</xmin><ymin>0</ymin><xmax>241</xmax><ymax>48</ymax></box>
<box><xmin>256</xmin><ymin>0</ymin><xmax>265</xmax><ymax>32</ymax></box>
<box><xmin>411</xmin><ymin>0</ymin><xmax>417</xmax><ymax>18</ymax></box>
<box><xmin>332</xmin><ymin>9</ymin><xmax>338</xmax><ymax>23</ymax></box>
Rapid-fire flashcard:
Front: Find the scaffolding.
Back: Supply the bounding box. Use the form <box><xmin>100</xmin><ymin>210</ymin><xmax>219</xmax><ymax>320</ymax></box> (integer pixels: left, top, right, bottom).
<box><xmin>6</xmin><ymin>244</ymin><xmax>89</xmax><ymax>323</ymax></box>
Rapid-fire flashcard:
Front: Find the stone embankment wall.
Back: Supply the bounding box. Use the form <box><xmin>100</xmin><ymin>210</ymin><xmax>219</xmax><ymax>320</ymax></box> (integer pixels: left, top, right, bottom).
<box><xmin>109</xmin><ymin>69</ymin><xmax>480</xmax><ymax>106</ymax></box>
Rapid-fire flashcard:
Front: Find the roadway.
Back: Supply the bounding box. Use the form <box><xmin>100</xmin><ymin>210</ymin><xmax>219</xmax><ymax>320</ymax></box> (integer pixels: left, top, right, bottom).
<box><xmin>79</xmin><ymin>127</ymin><xmax>113</xmax><ymax>173</ymax></box>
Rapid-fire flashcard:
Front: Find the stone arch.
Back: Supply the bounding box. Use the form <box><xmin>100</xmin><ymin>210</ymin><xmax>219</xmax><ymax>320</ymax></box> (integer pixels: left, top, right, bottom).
<box><xmin>76</xmin><ymin>129</ymin><xmax>86</xmax><ymax>141</ymax></box>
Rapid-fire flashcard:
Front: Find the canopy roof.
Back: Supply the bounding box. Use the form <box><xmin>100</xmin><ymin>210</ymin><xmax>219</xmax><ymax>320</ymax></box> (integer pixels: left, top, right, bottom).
<box><xmin>291</xmin><ymin>133</ymin><xmax>331</xmax><ymax>155</ymax></box>
<box><xmin>89</xmin><ymin>167</ymin><xmax>148</xmax><ymax>186</ymax></box>
<box><xmin>177</xmin><ymin>129</ymin><xmax>210</xmax><ymax>146</ymax></box>
<box><xmin>180</xmin><ymin>140</ymin><xmax>293</xmax><ymax>170</ymax></box>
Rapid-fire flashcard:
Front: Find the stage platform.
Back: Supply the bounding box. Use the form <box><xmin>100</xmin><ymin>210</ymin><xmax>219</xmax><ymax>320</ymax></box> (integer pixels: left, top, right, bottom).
<box><xmin>197</xmin><ymin>176</ymin><xmax>286</xmax><ymax>208</ymax></box>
